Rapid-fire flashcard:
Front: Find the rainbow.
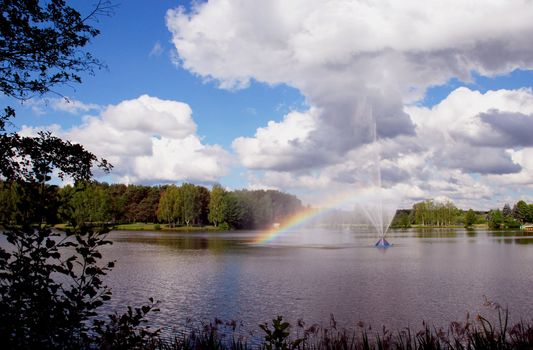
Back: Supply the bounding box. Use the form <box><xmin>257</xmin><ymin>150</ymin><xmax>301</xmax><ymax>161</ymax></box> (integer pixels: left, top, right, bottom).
<box><xmin>252</xmin><ymin>187</ymin><xmax>401</xmax><ymax>245</ymax></box>
<box><xmin>252</xmin><ymin>192</ymin><xmax>356</xmax><ymax>244</ymax></box>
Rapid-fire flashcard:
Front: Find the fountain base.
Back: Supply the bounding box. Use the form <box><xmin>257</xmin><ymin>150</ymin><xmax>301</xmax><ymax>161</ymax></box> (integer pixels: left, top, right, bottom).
<box><xmin>375</xmin><ymin>238</ymin><xmax>391</xmax><ymax>248</ymax></box>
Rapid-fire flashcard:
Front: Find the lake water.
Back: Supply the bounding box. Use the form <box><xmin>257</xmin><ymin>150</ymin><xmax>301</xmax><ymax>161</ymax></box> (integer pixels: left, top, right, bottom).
<box><xmin>97</xmin><ymin>228</ymin><xmax>533</xmax><ymax>335</ymax></box>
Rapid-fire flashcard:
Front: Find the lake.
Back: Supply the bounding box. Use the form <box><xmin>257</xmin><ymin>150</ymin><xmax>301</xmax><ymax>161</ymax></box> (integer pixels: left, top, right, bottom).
<box><xmin>98</xmin><ymin>228</ymin><xmax>533</xmax><ymax>335</ymax></box>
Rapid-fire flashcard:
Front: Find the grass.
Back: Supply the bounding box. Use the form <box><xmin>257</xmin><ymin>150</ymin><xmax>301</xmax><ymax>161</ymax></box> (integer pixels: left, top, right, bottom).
<box><xmin>53</xmin><ymin>222</ymin><xmax>225</xmax><ymax>232</ymax></box>
<box><xmin>105</xmin><ymin>307</ymin><xmax>533</xmax><ymax>350</ymax></box>
<box><xmin>113</xmin><ymin>223</ymin><xmax>224</xmax><ymax>232</ymax></box>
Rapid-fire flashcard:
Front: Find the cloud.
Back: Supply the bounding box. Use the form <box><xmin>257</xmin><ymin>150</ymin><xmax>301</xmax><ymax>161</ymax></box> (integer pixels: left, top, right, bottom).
<box><xmin>149</xmin><ymin>41</ymin><xmax>164</xmax><ymax>57</ymax></box>
<box><xmin>23</xmin><ymin>97</ymin><xmax>101</xmax><ymax>115</ymax></box>
<box><xmin>166</xmin><ymin>0</ymin><xmax>533</xmax><ymax>170</ymax></box>
<box><xmin>241</xmin><ymin>87</ymin><xmax>533</xmax><ymax>208</ymax></box>
<box><xmin>408</xmin><ymin>87</ymin><xmax>533</xmax><ymax>175</ymax></box>
<box><xmin>473</xmin><ymin>111</ymin><xmax>533</xmax><ymax>148</ymax></box>
<box><xmin>51</xmin><ymin>97</ymin><xmax>101</xmax><ymax>114</ymax></box>
<box><xmin>232</xmin><ymin>108</ymin><xmax>324</xmax><ymax>171</ymax></box>
<box><xmin>21</xmin><ymin>95</ymin><xmax>231</xmax><ymax>184</ymax></box>
<box><xmin>165</xmin><ymin>1</ymin><xmax>533</xmax><ymax>207</ymax></box>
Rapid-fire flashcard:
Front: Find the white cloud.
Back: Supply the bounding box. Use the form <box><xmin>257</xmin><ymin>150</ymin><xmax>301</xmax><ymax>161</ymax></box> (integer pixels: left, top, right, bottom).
<box><xmin>23</xmin><ymin>97</ymin><xmax>101</xmax><ymax>115</ymax></box>
<box><xmin>21</xmin><ymin>95</ymin><xmax>231</xmax><ymax>184</ymax></box>
<box><xmin>168</xmin><ymin>4</ymin><xmax>533</xmax><ymax>164</ymax></box>
<box><xmin>239</xmin><ymin>87</ymin><xmax>533</xmax><ymax>208</ymax></box>
<box><xmin>51</xmin><ymin>97</ymin><xmax>101</xmax><ymax>114</ymax></box>
<box><xmin>165</xmin><ymin>1</ymin><xmax>533</xmax><ymax>208</ymax></box>
<box><xmin>149</xmin><ymin>41</ymin><xmax>164</xmax><ymax>57</ymax></box>
<box><xmin>232</xmin><ymin>108</ymin><xmax>322</xmax><ymax>171</ymax></box>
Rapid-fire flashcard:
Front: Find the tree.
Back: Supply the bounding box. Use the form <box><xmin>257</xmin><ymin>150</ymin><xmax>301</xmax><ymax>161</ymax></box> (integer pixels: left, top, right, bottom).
<box><xmin>392</xmin><ymin>210</ymin><xmax>411</xmax><ymax>228</ymax></box>
<box><xmin>502</xmin><ymin>203</ymin><xmax>512</xmax><ymax>218</ymax></box>
<box><xmin>196</xmin><ymin>185</ymin><xmax>210</xmax><ymax>225</ymax></box>
<box><xmin>0</xmin><ymin>0</ymin><xmax>111</xmax><ymax>101</ymax></box>
<box><xmin>488</xmin><ymin>209</ymin><xmax>504</xmax><ymax>229</ymax></box>
<box><xmin>208</xmin><ymin>184</ymin><xmax>226</xmax><ymax>227</ymax></box>
<box><xmin>157</xmin><ymin>185</ymin><xmax>179</xmax><ymax>226</ymax></box>
<box><xmin>512</xmin><ymin>200</ymin><xmax>530</xmax><ymax>224</ymax></box>
<box><xmin>178</xmin><ymin>183</ymin><xmax>210</xmax><ymax>226</ymax></box>
<box><xmin>0</xmin><ymin>1</ymin><xmax>122</xmax><ymax>347</ymax></box>
<box><xmin>136</xmin><ymin>186</ymin><xmax>160</xmax><ymax>223</ymax></box>
<box><xmin>0</xmin><ymin>0</ymin><xmax>112</xmax><ymax>180</ymax></box>
<box><xmin>222</xmin><ymin>192</ymin><xmax>246</xmax><ymax>229</ymax></box>
<box><xmin>465</xmin><ymin>209</ymin><xmax>477</xmax><ymax>227</ymax></box>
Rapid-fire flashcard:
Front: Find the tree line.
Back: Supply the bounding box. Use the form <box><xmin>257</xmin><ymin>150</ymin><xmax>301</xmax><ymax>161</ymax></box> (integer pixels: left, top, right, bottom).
<box><xmin>486</xmin><ymin>200</ymin><xmax>533</xmax><ymax>229</ymax></box>
<box><xmin>390</xmin><ymin>199</ymin><xmax>533</xmax><ymax>228</ymax></box>
<box><xmin>0</xmin><ymin>181</ymin><xmax>303</xmax><ymax>230</ymax></box>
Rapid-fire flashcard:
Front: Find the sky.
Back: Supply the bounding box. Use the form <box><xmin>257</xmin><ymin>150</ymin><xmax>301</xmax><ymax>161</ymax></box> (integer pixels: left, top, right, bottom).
<box><xmin>6</xmin><ymin>0</ymin><xmax>533</xmax><ymax>210</ymax></box>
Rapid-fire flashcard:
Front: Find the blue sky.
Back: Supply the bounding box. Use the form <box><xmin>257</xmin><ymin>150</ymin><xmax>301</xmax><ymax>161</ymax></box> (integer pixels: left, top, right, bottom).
<box><xmin>10</xmin><ymin>0</ymin><xmax>533</xmax><ymax>210</ymax></box>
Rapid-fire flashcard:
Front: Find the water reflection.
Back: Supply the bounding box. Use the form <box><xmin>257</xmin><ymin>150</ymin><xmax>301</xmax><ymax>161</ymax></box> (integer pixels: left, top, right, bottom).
<box><xmin>95</xmin><ymin>228</ymin><xmax>533</xmax><ymax>335</ymax></box>
<box><xmin>110</xmin><ymin>231</ymin><xmax>248</xmax><ymax>252</ymax></box>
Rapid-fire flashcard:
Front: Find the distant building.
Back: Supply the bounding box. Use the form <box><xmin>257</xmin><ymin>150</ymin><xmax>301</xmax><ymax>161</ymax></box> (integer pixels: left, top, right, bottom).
<box><xmin>521</xmin><ymin>224</ymin><xmax>533</xmax><ymax>231</ymax></box>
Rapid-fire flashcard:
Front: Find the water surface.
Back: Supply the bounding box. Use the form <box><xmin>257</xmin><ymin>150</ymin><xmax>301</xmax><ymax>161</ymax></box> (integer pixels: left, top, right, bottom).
<box><xmin>98</xmin><ymin>228</ymin><xmax>533</xmax><ymax>334</ymax></box>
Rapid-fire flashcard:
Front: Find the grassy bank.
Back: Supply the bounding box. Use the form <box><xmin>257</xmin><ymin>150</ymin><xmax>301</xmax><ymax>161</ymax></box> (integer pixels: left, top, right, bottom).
<box><xmin>53</xmin><ymin>223</ymin><xmax>225</xmax><ymax>232</ymax></box>
<box><xmin>114</xmin><ymin>223</ymin><xmax>224</xmax><ymax>232</ymax></box>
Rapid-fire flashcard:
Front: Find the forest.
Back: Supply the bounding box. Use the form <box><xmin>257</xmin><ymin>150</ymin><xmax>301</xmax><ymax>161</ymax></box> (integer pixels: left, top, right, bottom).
<box><xmin>390</xmin><ymin>199</ymin><xmax>533</xmax><ymax>229</ymax></box>
<box><xmin>0</xmin><ymin>181</ymin><xmax>303</xmax><ymax>230</ymax></box>
<box><xmin>2</xmin><ymin>180</ymin><xmax>531</xmax><ymax>231</ymax></box>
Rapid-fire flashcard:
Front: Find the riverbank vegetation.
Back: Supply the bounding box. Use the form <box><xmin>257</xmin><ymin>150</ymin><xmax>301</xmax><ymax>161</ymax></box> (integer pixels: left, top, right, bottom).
<box><xmin>389</xmin><ymin>199</ymin><xmax>533</xmax><ymax>229</ymax></box>
<box><xmin>0</xmin><ymin>180</ymin><xmax>304</xmax><ymax>230</ymax></box>
<box><xmin>2</xmin><ymin>180</ymin><xmax>532</xmax><ymax>231</ymax></box>
<box><xmin>69</xmin><ymin>307</ymin><xmax>533</xmax><ymax>349</ymax></box>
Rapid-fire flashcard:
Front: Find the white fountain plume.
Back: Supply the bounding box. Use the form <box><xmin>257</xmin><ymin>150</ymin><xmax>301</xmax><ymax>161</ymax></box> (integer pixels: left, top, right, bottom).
<box><xmin>354</xmin><ymin>102</ymin><xmax>399</xmax><ymax>247</ymax></box>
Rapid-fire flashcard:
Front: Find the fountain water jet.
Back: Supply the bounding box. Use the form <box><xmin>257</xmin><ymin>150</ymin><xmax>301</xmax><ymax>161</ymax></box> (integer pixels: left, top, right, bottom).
<box><xmin>356</xmin><ymin>107</ymin><xmax>399</xmax><ymax>248</ymax></box>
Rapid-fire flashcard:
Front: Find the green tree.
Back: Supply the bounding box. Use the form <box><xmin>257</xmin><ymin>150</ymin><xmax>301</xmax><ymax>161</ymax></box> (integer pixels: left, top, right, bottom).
<box><xmin>0</xmin><ymin>0</ymin><xmax>112</xmax><ymax>180</ymax></box>
<box><xmin>488</xmin><ymin>209</ymin><xmax>504</xmax><ymax>229</ymax></box>
<box><xmin>222</xmin><ymin>192</ymin><xmax>247</xmax><ymax>229</ymax></box>
<box><xmin>392</xmin><ymin>211</ymin><xmax>411</xmax><ymax>228</ymax></box>
<box><xmin>157</xmin><ymin>185</ymin><xmax>179</xmax><ymax>226</ymax></box>
<box><xmin>0</xmin><ymin>1</ymin><xmax>123</xmax><ymax>348</ymax></box>
<box><xmin>208</xmin><ymin>184</ymin><xmax>226</xmax><ymax>227</ymax></box>
<box><xmin>181</xmin><ymin>183</ymin><xmax>200</xmax><ymax>226</ymax></box>
<box><xmin>196</xmin><ymin>185</ymin><xmax>210</xmax><ymax>225</ymax></box>
<box><xmin>66</xmin><ymin>182</ymin><xmax>112</xmax><ymax>225</ymax></box>
<box><xmin>502</xmin><ymin>203</ymin><xmax>512</xmax><ymax>218</ymax></box>
<box><xmin>513</xmin><ymin>200</ymin><xmax>530</xmax><ymax>224</ymax></box>
<box><xmin>0</xmin><ymin>181</ymin><xmax>18</xmax><ymax>223</ymax></box>
<box><xmin>106</xmin><ymin>183</ymin><xmax>127</xmax><ymax>223</ymax></box>
<box><xmin>465</xmin><ymin>209</ymin><xmax>477</xmax><ymax>227</ymax></box>
<box><xmin>136</xmin><ymin>187</ymin><xmax>160</xmax><ymax>223</ymax></box>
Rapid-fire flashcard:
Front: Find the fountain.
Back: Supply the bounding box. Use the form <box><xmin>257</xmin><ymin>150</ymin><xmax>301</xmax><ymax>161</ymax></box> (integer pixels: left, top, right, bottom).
<box><xmin>357</xmin><ymin>108</ymin><xmax>398</xmax><ymax>248</ymax></box>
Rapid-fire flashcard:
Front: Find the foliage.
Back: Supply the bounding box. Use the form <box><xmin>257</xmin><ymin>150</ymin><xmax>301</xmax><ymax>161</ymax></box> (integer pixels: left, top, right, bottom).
<box><xmin>64</xmin><ymin>182</ymin><xmax>112</xmax><ymax>225</ymax></box>
<box><xmin>259</xmin><ymin>316</ymin><xmax>302</xmax><ymax>350</ymax></box>
<box><xmin>411</xmin><ymin>200</ymin><xmax>458</xmax><ymax>226</ymax></box>
<box><xmin>488</xmin><ymin>209</ymin><xmax>504</xmax><ymax>229</ymax></box>
<box><xmin>465</xmin><ymin>209</ymin><xmax>477</xmax><ymax>227</ymax></box>
<box><xmin>157</xmin><ymin>185</ymin><xmax>181</xmax><ymax>226</ymax></box>
<box><xmin>0</xmin><ymin>1</ymin><xmax>154</xmax><ymax>348</ymax></box>
<box><xmin>93</xmin><ymin>297</ymin><xmax>161</xmax><ymax>350</ymax></box>
<box><xmin>209</xmin><ymin>184</ymin><xmax>226</xmax><ymax>227</ymax></box>
<box><xmin>0</xmin><ymin>0</ymin><xmax>112</xmax><ymax>183</ymax></box>
<box><xmin>0</xmin><ymin>130</ymin><xmax>111</xmax><ymax>182</ymax></box>
<box><xmin>74</xmin><ymin>307</ymin><xmax>533</xmax><ymax>350</ymax></box>
<box><xmin>502</xmin><ymin>203</ymin><xmax>512</xmax><ymax>218</ymax></box>
<box><xmin>0</xmin><ymin>0</ymin><xmax>112</xmax><ymax>100</ymax></box>
<box><xmin>512</xmin><ymin>200</ymin><xmax>532</xmax><ymax>224</ymax></box>
<box><xmin>222</xmin><ymin>192</ymin><xmax>248</xmax><ymax>229</ymax></box>
<box><xmin>390</xmin><ymin>210</ymin><xmax>411</xmax><ymax>228</ymax></box>
<box><xmin>0</xmin><ymin>191</ymin><xmax>115</xmax><ymax>348</ymax></box>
